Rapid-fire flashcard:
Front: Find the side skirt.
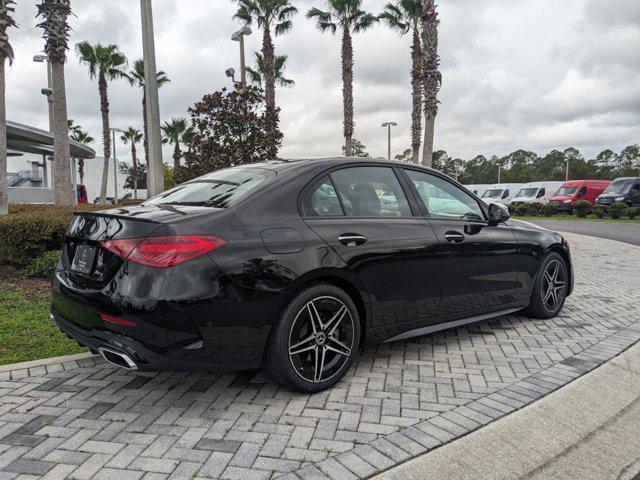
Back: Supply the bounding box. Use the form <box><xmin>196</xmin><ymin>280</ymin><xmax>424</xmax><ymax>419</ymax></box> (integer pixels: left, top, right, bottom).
<box><xmin>383</xmin><ymin>307</ymin><xmax>523</xmax><ymax>343</ymax></box>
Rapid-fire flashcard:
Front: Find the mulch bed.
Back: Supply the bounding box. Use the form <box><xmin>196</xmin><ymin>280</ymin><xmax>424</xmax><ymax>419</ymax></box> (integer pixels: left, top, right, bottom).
<box><xmin>0</xmin><ymin>265</ymin><xmax>51</xmax><ymax>301</ymax></box>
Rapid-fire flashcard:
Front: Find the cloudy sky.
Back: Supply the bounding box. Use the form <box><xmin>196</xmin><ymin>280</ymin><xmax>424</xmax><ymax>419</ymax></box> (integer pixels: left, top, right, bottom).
<box><xmin>7</xmin><ymin>0</ymin><xmax>640</xmax><ymax>163</ymax></box>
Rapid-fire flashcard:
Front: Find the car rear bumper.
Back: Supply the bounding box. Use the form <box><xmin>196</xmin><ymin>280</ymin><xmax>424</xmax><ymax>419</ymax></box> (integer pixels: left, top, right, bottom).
<box><xmin>51</xmin><ymin>308</ymin><xmax>263</xmax><ymax>372</ymax></box>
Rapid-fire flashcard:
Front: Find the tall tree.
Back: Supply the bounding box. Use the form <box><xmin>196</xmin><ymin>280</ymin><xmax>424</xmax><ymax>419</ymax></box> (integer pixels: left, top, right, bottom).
<box><xmin>307</xmin><ymin>1</ymin><xmax>377</xmax><ymax>157</ymax></box>
<box><xmin>161</xmin><ymin>117</ymin><xmax>188</xmax><ymax>172</ymax></box>
<box><xmin>75</xmin><ymin>42</ymin><xmax>127</xmax><ymax>204</ymax></box>
<box><xmin>0</xmin><ymin>0</ymin><xmax>17</xmax><ymax>215</ymax></box>
<box><xmin>124</xmin><ymin>59</ymin><xmax>170</xmax><ymax>175</ymax></box>
<box><xmin>120</xmin><ymin>127</ymin><xmax>143</xmax><ymax>198</ymax></box>
<box><xmin>69</xmin><ymin>128</ymin><xmax>94</xmax><ymax>184</ymax></box>
<box><xmin>37</xmin><ymin>0</ymin><xmax>75</xmax><ymax>205</ymax></box>
<box><xmin>246</xmin><ymin>52</ymin><xmax>295</xmax><ymax>87</ymax></box>
<box><xmin>341</xmin><ymin>137</ymin><xmax>369</xmax><ymax>157</ymax></box>
<box><xmin>180</xmin><ymin>85</ymin><xmax>282</xmax><ymax>183</ymax></box>
<box><xmin>234</xmin><ymin>0</ymin><xmax>297</xmax><ymax>159</ymax></box>
<box><xmin>380</xmin><ymin>0</ymin><xmax>423</xmax><ymax>164</ymax></box>
<box><xmin>420</xmin><ymin>0</ymin><xmax>441</xmax><ymax>167</ymax></box>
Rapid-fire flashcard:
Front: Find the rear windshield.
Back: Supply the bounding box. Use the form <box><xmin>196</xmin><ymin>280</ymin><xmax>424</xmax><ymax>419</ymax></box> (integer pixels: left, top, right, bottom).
<box><xmin>602</xmin><ymin>178</ymin><xmax>634</xmax><ymax>195</ymax></box>
<box><xmin>143</xmin><ymin>168</ymin><xmax>274</xmax><ymax>208</ymax></box>
<box><xmin>516</xmin><ymin>187</ymin><xmax>538</xmax><ymax>198</ymax></box>
<box><xmin>555</xmin><ymin>186</ymin><xmax>578</xmax><ymax>196</ymax></box>
<box><xmin>482</xmin><ymin>189</ymin><xmax>503</xmax><ymax>199</ymax></box>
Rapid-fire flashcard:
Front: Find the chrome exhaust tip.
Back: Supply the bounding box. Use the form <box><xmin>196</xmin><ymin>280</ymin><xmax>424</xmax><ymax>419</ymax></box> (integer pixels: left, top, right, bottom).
<box><xmin>98</xmin><ymin>346</ymin><xmax>138</xmax><ymax>371</ymax></box>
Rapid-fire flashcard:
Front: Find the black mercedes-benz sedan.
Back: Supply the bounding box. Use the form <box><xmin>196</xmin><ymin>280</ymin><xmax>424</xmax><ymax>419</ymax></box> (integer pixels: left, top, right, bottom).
<box><xmin>52</xmin><ymin>158</ymin><xmax>573</xmax><ymax>392</ymax></box>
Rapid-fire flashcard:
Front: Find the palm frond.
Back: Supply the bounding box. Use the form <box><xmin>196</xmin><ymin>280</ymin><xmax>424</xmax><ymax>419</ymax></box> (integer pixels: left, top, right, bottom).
<box><xmin>307</xmin><ymin>7</ymin><xmax>337</xmax><ymax>34</ymax></box>
<box><xmin>274</xmin><ymin>19</ymin><xmax>293</xmax><ymax>36</ymax></box>
<box><xmin>352</xmin><ymin>12</ymin><xmax>378</xmax><ymax>33</ymax></box>
<box><xmin>0</xmin><ymin>0</ymin><xmax>18</xmax><ymax>64</ymax></box>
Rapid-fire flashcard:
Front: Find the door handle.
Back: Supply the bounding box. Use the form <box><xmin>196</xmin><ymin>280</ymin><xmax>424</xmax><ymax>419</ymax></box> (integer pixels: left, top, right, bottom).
<box><xmin>444</xmin><ymin>231</ymin><xmax>465</xmax><ymax>243</ymax></box>
<box><xmin>338</xmin><ymin>234</ymin><xmax>367</xmax><ymax>246</ymax></box>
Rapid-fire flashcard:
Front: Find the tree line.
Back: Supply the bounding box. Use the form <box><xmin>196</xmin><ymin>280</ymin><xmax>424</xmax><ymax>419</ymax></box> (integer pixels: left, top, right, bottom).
<box><xmin>394</xmin><ymin>144</ymin><xmax>640</xmax><ymax>184</ymax></box>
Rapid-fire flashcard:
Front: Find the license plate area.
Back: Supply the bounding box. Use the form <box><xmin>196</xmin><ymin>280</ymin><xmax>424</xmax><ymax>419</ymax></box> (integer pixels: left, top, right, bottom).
<box><xmin>71</xmin><ymin>244</ymin><xmax>97</xmax><ymax>275</ymax></box>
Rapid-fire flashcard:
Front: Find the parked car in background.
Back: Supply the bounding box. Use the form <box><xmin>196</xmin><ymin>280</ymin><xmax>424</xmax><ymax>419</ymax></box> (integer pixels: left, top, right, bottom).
<box><xmin>51</xmin><ymin>158</ymin><xmax>572</xmax><ymax>393</ymax></box>
<box><xmin>596</xmin><ymin>177</ymin><xmax>640</xmax><ymax>207</ymax></box>
<box><xmin>464</xmin><ymin>184</ymin><xmax>491</xmax><ymax>197</ymax></box>
<box><xmin>76</xmin><ymin>184</ymin><xmax>88</xmax><ymax>204</ymax></box>
<box><xmin>510</xmin><ymin>181</ymin><xmax>564</xmax><ymax>206</ymax></box>
<box><xmin>549</xmin><ymin>180</ymin><xmax>611</xmax><ymax>212</ymax></box>
<box><xmin>93</xmin><ymin>196</ymin><xmax>116</xmax><ymax>205</ymax></box>
<box><xmin>481</xmin><ymin>183</ymin><xmax>524</xmax><ymax>205</ymax></box>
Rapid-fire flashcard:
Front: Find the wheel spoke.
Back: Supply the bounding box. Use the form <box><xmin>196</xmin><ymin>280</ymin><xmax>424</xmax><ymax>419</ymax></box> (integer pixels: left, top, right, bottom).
<box><xmin>326</xmin><ymin>337</ymin><xmax>351</xmax><ymax>357</ymax></box>
<box><xmin>542</xmin><ymin>282</ymin><xmax>554</xmax><ymax>303</ymax></box>
<box><xmin>289</xmin><ymin>335</ymin><xmax>316</xmax><ymax>356</ymax></box>
<box><xmin>543</xmin><ymin>271</ymin><xmax>553</xmax><ymax>287</ymax></box>
<box><xmin>307</xmin><ymin>301</ymin><xmax>323</xmax><ymax>333</ymax></box>
<box><xmin>313</xmin><ymin>346</ymin><xmax>326</xmax><ymax>383</ymax></box>
<box><xmin>324</xmin><ymin>305</ymin><xmax>347</xmax><ymax>336</ymax></box>
<box><xmin>550</xmin><ymin>261</ymin><xmax>560</xmax><ymax>282</ymax></box>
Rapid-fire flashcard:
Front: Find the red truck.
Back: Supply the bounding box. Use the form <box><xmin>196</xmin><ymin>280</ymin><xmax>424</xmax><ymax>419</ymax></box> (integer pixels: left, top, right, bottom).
<box><xmin>548</xmin><ymin>180</ymin><xmax>610</xmax><ymax>212</ymax></box>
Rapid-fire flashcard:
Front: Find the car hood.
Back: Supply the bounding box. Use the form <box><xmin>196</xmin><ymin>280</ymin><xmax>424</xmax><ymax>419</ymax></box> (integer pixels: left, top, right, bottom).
<box><xmin>511</xmin><ymin>197</ymin><xmax>536</xmax><ymax>203</ymax></box>
<box><xmin>550</xmin><ymin>196</ymin><xmax>572</xmax><ymax>202</ymax></box>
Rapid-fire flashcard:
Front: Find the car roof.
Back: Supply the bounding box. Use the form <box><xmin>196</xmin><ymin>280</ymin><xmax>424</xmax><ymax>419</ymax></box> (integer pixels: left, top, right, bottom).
<box><xmin>237</xmin><ymin>157</ymin><xmax>440</xmax><ymax>174</ymax></box>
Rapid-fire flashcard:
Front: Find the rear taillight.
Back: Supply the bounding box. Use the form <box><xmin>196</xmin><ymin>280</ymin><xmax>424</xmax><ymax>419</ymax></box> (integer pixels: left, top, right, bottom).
<box><xmin>101</xmin><ymin>235</ymin><xmax>226</xmax><ymax>268</ymax></box>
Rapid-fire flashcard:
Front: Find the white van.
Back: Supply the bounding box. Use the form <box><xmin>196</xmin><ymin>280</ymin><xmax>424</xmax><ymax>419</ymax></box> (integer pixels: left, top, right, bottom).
<box><xmin>464</xmin><ymin>184</ymin><xmax>491</xmax><ymax>197</ymax></box>
<box><xmin>480</xmin><ymin>183</ymin><xmax>524</xmax><ymax>205</ymax></box>
<box><xmin>510</xmin><ymin>181</ymin><xmax>564</xmax><ymax>205</ymax></box>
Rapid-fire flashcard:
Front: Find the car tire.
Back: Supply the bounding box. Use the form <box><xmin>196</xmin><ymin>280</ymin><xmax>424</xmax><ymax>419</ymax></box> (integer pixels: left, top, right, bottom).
<box><xmin>524</xmin><ymin>252</ymin><xmax>568</xmax><ymax>319</ymax></box>
<box><xmin>262</xmin><ymin>283</ymin><xmax>361</xmax><ymax>393</ymax></box>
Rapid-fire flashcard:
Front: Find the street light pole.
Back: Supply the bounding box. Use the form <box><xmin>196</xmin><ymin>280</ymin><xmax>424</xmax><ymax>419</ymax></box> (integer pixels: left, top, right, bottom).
<box><xmin>141</xmin><ymin>0</ymin><xmax>164</xmax><ymax>197</ymax></box>
<box><xmin>110</xmin><ymin>128</ymin><xmax>123</xmax><ymax>204</ymax></box>
<box><xmin>381</xmin><ymin>122</ymin><xmax>398</xmax><ymax>160</ymax></box>
<box><xmin>232</xmin><ymin>27</ymin><xmax>252</xmax><ymax>85</ymax></box>
<box><xmin>33</xmin><ymin>55</ymin><xmax>53</xmax><ymax>131</ymax></box>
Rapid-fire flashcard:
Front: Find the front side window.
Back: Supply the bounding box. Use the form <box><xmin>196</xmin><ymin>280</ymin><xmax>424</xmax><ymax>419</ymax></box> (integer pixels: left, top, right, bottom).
<box><xmin>144</xmin><ymin>167</ymin><xmax>273</xmax><ymax>208</ymax></box>
<box><xmin>329</xmin><ymin>167</ymin><xmax>412</xmax><ymax>217</ymax></box>
<box><xmin>537</xmin><ymin>188</ymin><xmax>545</xmax><ymax>198</ymax></box>
<box><xmin>405</xmin><ymin>170</ymin><xmax>485</xmax><ymax>221</ymax></box>
<box><xmin>501</xmin><ymin>189</ymin><xmax>510</xmax><ymax>199</ymax></box>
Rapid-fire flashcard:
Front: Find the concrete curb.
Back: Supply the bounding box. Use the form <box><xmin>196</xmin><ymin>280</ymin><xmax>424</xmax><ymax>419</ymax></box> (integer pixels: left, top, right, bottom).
<box><xmin>373</xmin><ymin>341</ymin><xmax>640</xmax><ymax>480</ymax></box>
<box><xmin>0</xmin><ymin>352</ymin><xmax>99</xmax><ymax>380</ymax></box>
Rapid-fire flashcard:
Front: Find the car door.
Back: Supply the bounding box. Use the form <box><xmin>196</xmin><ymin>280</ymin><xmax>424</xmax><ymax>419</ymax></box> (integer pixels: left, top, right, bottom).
<box><xmin>302</xmin><ymin>165</ymin><xmax>442</xmax><ymax>329</ymax></box>
<box><xmin>402</xmin><ymin>168</ymin><xmax>520</xmax><ymax>318</ymax></box>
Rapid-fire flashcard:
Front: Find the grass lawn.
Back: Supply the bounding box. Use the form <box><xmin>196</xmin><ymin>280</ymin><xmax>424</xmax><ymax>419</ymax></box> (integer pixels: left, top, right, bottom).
<box><xmin>513</xmin><ymin>214</ymin><xmax>640</xmax><ymax>224</ymax></box>
<box><xmin>0</xmin><ymin>283</ymin><xmax>87</xmax><ymax>366</ymax></box>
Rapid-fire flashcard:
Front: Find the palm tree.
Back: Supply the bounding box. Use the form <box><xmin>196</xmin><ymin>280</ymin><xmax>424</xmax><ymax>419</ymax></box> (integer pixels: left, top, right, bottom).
<box><xmin>307</xmin><ymin>1</ymin><xmax>378</xmax><ymax>157</ymax></box>
<box><xmin>246</xmin><ymin>52</ymin><xmax>295</xmax><ymax>88</ymax></box>
<box><xmin>0</xmin><ymin>0</ymin><xmax>17</xmax><ymax>215</ymax></box>
<box><xmin>36</xmin><ymin>0</ymin><xmax>74</xmax><ymax>205</ymax></box>
<box><xmin>124</xmin><ymin>59</ymin><xmax>170</xmax><ymax>173</ymax></box>
<box><xmin>181</xmin><ymin>124</ymin><xmax>196</xmax><ymax>156</ymax></box>
<box><xmin>67</xmin><ymin>118</ymin><xmax>82</xmax><ymax>136</ymax></box>
<box><xmin>420</xmin><ymin>0</ymin><xmax>441</xmax><ymax>167</ymax></box>
<box><xmin>69</xmin><ymin>128</ymin><xmax>94</xmax><ymax>184</ymax></box>
<box><xmin>234</xmin><ymin>0</ymin><xmax>298</xmax><ymax>158</ymax></box>
<box><xmin>75</xmin><ymin>42</ymin><xmax>127</xmax><ymax>204</ymax></box>
<box><xmin>120</xmin><ymin>127</ymin><xmax>143</xmax><ymax>199</ymax></box>
<box><xmin>161</xmin><ymin>118</ymin><xmax>188</xmax><ymax>171</ymax></box>
<box><xmin>381</xmin><ymin>1</ymin><xmax>423</xmax><ymax>164</ymax></box>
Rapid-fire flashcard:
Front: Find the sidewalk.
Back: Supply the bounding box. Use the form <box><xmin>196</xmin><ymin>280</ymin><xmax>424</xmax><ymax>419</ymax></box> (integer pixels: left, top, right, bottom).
<box><xmin>374</xmin><ymin>342</ymin><xmax>640</xmax><ymax>480</ymax></box>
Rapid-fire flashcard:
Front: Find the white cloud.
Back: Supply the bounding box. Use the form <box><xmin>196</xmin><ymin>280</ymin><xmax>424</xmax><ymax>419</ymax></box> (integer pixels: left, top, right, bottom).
<box><xmin>5</xmin><ymin>0</ymin><xmax>639</xmax><ymax>165</ymax></box>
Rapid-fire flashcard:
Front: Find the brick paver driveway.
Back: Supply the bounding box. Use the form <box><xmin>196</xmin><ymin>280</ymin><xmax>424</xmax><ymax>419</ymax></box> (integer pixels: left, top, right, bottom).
<box><xmin>1</xmin><ymin>233</ymin><xmax>639</xmax><ymax>480</ymax></box>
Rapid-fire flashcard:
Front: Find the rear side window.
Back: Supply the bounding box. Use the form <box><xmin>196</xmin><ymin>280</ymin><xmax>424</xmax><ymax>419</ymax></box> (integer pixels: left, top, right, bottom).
<box><xmin>309</xmin><ymin>177</ymin><xmax>343</xmax><ymax>216</ymax></box>
<box><xmin>330</xmin><ymin>167</ymin><xmax>412</xmax><ymax>217</ymax></box>
<box><xmin>143</xmin><ymin>168</ymin><xmax>274</xmax><ymax>208</ymax></box>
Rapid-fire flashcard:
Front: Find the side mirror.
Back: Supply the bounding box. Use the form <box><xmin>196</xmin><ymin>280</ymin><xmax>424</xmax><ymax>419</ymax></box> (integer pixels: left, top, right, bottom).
<box><xmin>488</xmin><ymin>202</ymin><xmax>510</xmax><ymax>225</ymax></box>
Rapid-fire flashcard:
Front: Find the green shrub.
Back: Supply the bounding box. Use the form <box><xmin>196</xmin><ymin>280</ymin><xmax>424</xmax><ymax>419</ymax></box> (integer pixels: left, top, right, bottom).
<box><xmin>593</xmin><ymin>205</ymin><xmax>607</xmax><ymax>219</ymax></box>
<box><xmin>514</xmin><ymin>204</ymin><xmax>531</xmax><ymax>216</ymax></box>
<box><xmin>507</xmin><ymin>204</ymin><xmax>518</xmax><ymax>216</ymax></box>
<box><xmin>573</xmin><ymin>200</ymin><xmax>592</xmax><ymax>218</ymax></box>
<box><xmin>541</xmin><ymin>203</ymin><xmax>557</xmax><ymax>217</ymax></box>
<box><xmin>529</xmin><ymin>203</ymin><xmax>544</xmax><ymax>216</ymax></box>
<box><xmin>0</xmin><ymin>204</ymin><xmax>105</xmax><ymax>268</ymax></box>
<box><xmin>608</xmin><ymin>201</ymin><xmax>629</xmax><ymax>219</ymax></box>
<box><xmin>18</xmin><ymin>250</ymin><xmax>61</xmax><ymax>278</ymax></box>
<box><xmin>627</xmin><ymin>206</ymin><xmax>640</xmax><ymax>220</ymax></box>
